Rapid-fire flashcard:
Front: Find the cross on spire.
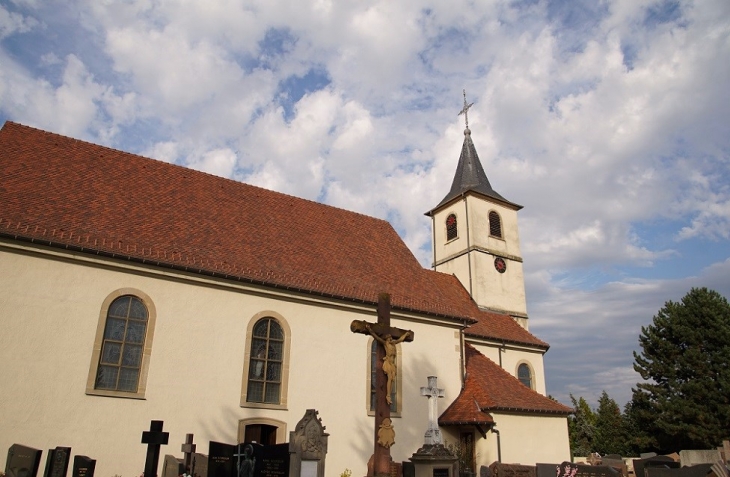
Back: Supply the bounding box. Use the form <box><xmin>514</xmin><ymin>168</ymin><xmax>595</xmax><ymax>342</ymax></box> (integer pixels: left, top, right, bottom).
<box><xmin>458</xmin><ymin>89</ymin><xmax>474</xmax><ymax>129</ymax></box>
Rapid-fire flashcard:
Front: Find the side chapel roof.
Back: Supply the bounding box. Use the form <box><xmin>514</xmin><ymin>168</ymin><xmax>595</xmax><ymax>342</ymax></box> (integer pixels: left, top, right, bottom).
<box><xmin>439</xmin><ymin>344</ymin><xmax>572</xmax><ymax>426</ymax></box>
<box><xmin>427</xmin><ymin>128</ymin><xmax>521</xmax><ymax>216</ymax></box>
<box><xmin>0</xmin><ymin>121</ymin><xmax>544</xmax><ymax>346</ymax></box>
<box><xmin>467</xmin><ymin>309</ymin><xmax>549</xmax><ymax>349</ymax></box>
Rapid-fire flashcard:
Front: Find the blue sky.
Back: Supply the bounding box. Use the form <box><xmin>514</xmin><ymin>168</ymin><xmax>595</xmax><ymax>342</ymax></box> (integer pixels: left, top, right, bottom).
<box><xmin>1</xmin><ymin>0</ymin><xmax>729</xmax><ymax>409</ymax></box>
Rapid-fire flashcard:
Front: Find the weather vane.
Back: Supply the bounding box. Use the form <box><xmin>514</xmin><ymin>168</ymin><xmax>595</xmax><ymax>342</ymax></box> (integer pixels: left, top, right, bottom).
<box><xmin>458</xmin><ymin>89</ymin><xmax>474</xmax><ymax>129</ymax></box>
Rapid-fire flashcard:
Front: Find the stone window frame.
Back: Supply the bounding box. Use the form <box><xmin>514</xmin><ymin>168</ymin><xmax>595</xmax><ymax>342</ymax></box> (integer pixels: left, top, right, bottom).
<box><xmin>446</xmin><ymin>213</ymin><xmax>458</xmax><ymax>241</ymax></box>
<box><xmin>237</xmin><ymin>417</ymin><xmax>288</xmax><ymax>444</ymax></box>
<box><xmin>516</xmin><ymin>361</ymin><xmax>534</xmax><ymax>390</ymax></box>
<box><xmin>86</xmin><ymin>288</ymin><xmax>157</xmax><ymax>399</ymax></box>
<box><xmin>488</xmin><ymin>210</ymin><xmax>503</xmax><ymax>239</ymax></box>
<box><xmin>240</xmin><ymin>311</ymin><xmax>291</xmax><ymax>410</ymax></box>
<box><xmin>366</xmin><ymin>337</ymin><xmax>402</xmax><ymax>417</ymax></box>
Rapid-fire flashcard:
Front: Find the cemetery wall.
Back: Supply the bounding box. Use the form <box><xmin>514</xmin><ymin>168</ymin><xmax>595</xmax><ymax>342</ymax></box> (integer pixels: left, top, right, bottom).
<box><xmin>0</xmin><ymin>244</ymin><xmax>464</xmax><ymax>477</ymax></box>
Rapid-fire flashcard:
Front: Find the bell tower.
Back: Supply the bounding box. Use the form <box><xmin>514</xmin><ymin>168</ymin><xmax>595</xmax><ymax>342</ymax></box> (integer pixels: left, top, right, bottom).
<box><xmin>426</xmin><ymin>92</ymin><xmax>529</xmax><ymax>328</ymax></box>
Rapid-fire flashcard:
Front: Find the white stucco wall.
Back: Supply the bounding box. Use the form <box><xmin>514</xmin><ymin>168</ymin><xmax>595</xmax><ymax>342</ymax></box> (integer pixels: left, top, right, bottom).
<box><xmin>0</xmin><ymin>243</ymin><xmax>468</xmax><ymax>477</ymax></box>
<box><xmin>488</xmin><ymin>413</ymin><xmax>571</xmax><ymax>465</ymax></box>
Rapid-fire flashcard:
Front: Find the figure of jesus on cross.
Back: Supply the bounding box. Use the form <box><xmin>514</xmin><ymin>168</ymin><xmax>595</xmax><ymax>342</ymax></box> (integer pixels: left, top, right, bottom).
<box><xmin>351</xmin><ymin>293</ymin><xmax>414</xmax><ymax>477</ymax></box>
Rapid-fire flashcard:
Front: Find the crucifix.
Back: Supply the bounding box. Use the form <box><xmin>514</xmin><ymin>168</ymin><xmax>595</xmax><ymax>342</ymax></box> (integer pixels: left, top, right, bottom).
<box><xmin>141</xmin><ymin>420</ymin><xmax>169</xmax><ymax>477</ymax></box>
<box><xmin>351</xmin><ymin>293</ymin><xmax>414</xmax><ymax>477</ymax></box>
<box><xmin>181</xmin><ymin>434</ymin><xmax>196</xmax><ymax>476</ymax></box>
<box><xmin>420</xmin><ymin>376</ymin><xmax>445</xmax><ymax>445</ymax></box>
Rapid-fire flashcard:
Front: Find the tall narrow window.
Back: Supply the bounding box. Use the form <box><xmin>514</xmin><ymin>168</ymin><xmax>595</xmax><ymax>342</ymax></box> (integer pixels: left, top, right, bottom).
<box><xmin>95</xmin><ymin>295</ymin><xmax>148</xmax><ymax>392</ymax></box>
<box><xmin>518</xmin><ymin>363</ymin><xmax>533</xmax><ymax>389</ymax></box>
<box><xmin>446</xmin><ymin>213</ymin><xmax>458</xmax><ymax>241</ymax></box>
<box><xmin>247</xmin><ymin>318</ymin><xmax>284</xmax><ymax>404</ymax></box>
<box><xmin>370</xmin><ymin>340</ymin><xmax>397</xmax><ymax>412</ymax></box>
<box><xmin>489</xmin><ymin>211</ymin><xmax>502</xmax><ymax>238</ymax></box>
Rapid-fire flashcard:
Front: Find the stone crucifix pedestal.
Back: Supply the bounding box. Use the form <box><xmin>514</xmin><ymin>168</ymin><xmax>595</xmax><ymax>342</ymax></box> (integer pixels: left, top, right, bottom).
<box><xmin>421</xmin><ymin>376</ymin><xmax>445</xmax><ymax>445</ymax></box>
<box><xmin>351</xmin><ymin>293</ymin><xmax>414</xmax><ymax>477</ymax></box>
<box><xmin>410</xmin><ymin>376</ymin><xmax>457</xmax><ymax>477</ymax></box>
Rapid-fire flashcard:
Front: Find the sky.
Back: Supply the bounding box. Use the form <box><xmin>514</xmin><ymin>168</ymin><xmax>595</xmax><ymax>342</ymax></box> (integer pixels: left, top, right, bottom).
<box><xmin>1</xmin><ymin>0</ymin><xmax>729</xmax><ymax>409</ymax></box>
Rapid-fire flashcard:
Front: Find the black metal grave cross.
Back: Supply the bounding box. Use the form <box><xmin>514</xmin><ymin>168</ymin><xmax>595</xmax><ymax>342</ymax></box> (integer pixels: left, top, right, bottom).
<box><xmin>141</xmin><ymin>420</ymin><xmax>169</xmax><ymax>477</ymax></box>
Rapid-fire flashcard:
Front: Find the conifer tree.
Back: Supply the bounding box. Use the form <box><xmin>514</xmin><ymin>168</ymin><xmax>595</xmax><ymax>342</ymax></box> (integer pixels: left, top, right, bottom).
<box><xmin>631</xmin><ymin>287</ymin><xmax>730</xmax><ymax>451</ymax></box>
<box><xmin>593</xmin><ymin>391</ymin><xmax>629</xmax><ymax>455</ymax></box>
<box><xmin>568</xmin><ymin>394</ymin><xmax>596</xmax><ymax>456</ymax></box>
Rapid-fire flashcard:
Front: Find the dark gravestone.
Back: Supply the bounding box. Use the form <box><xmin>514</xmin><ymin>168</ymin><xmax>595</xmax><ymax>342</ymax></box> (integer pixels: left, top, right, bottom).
<box><xmin>434</xmin><ymin>470</ymin><xmax>450</xmax><ymax>477</ymax></box>
<box><xmin>44</xmin><ymin>447</ymin><xmax>72</xmax><ymax>477</ymax></box>
<box><xmin>489</xmin><ymin>463</ymin><xmax>536</xmax><ymax>477</ymax></box>
<box><xmin>250</xmin><ymin>443</ymin><xmax>289</xmax><ymax>477</ymax></box>
<box><xmin>6</xmin><ymin>444</ymin><xmax>43</xmax><ymax>477</ymax></box>
<box><xmin>479</xmin><ymin>467</ymin><xmax>490</xmax><ymax>477</ymax></box>
<box><xmin>71</xmin><ymin>456</ymin><xmax>96</xmax><ymax>477</ymax></box>
<box><xmin>633</xmin><ymin>456</ymin><xmax>679</xmax><ymax>477</ymax></box>
<box><xmin>646</xmin><ymin>465</ymin><xmax>713</xmax><ymax>477</ymax></box>
<box><xmin>208</xmin><ymin>442</ymin><xmax>236</xmax><ymax>477</ymax></box>
<box><xmin>403</xmin><ymin>462</ymin><xmax>415</xmax><ymax>477</ymax></box>
<box><xmin>536</xmin><ymin>464</ymin><xmax>559</xmax><ymax>477</ymax></box>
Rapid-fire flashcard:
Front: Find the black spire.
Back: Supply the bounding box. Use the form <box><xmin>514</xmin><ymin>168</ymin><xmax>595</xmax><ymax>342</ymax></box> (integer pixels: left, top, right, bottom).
<box><xmin>426</xmin><ymin>92</ymin><xmax>521</xmax><ymax>215</ymax></box>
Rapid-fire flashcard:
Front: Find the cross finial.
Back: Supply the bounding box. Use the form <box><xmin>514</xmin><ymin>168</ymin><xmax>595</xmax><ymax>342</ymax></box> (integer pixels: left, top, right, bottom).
<box><xmin>458</xmin><ymin>89</ymin><xmax>474</xmax><ymax>130</ymax></box>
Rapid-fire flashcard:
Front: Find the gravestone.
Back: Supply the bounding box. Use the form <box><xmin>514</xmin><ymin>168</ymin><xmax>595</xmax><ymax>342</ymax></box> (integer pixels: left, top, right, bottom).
<box><xmin>71</xmin><ymin>456</ymin><xmax>96</xmax><ymax>477</ymax></box>
<box><xmin>646</xmin><ymin>465</ymin><xmax>713</xmax><ymax>477</ymax></box>
<box><xmin>192</xmin><ymin>453</ymin><xmax>208</xmax><ymax>477</ymax></box>
<box><xmin>44</xmin><ymin>447</ymin><xmax>72</xmax><ymax>477</ymax></box>
<box><xmin>250</xmin><ymin>443</ymin><xmax>290</xmax><ymax>477</ymax></box>
<box><xmin>288</xmin><ymin>409</ymin><xmax>328</xmax><ymax>477</ymax></box>
<box><xmin>142</xmin><ymin>420</ymin><xmax>170</xmax><ymax>477</ymax></box>
<box><xmin>489</xmin><ymin>463</ymin><xmax>535</xmax><ymax>477</ymax></box>
<box><xmin>162</xmin><ymin>455</ymin><xmax>185</xmax><ymax>477</ymax></box>
<box><xmin>208</xmin><ymin>441</ymin><xmax>236</xmax><ymax>477</ymax></box>
<box><xmin>5</xmin><ymin>444</ymin><xmax>43</xmax><ymax>477</ymax></box>
<box><xmin>633</xmin><ymin>456</ymin><xmax>679</xmax><ymax>477</ymax></box>
<box><xmin>601</xmin><ymin>457</ymin><xmax>627</xmax><ymax>477</ymax></box>
<box><xmin>680</xmin><ymin>451</ymin><xmax>721</xmax><ymax>467</ymax></box>
<box><xmin>536</xmin><ymin>463</ymin><xmax>559</xmax><ymax>477</ymax></box>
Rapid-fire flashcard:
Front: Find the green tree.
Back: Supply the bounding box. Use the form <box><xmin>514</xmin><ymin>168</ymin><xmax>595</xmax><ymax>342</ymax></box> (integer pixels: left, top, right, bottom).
<box><xmin>593</xmin><ymin>391</ymin><xmax>630</xmax><ymax>455</ymax></box>
<box><xmin>568</xmin><ymin>394</ymin><xmax>596</xmax><ymax>456</ymax></box>
<box><xmin>631</xmin><ymin>287</ymin><xmax>730</xmax><ymax>452</ymax></box>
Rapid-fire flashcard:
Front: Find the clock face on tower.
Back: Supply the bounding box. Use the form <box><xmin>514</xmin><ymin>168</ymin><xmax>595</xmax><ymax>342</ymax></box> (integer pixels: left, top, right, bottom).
<box><xmin>494</xmin><ymin>257</ymin><xmax>507</xmax><ymax>273</ymax></box>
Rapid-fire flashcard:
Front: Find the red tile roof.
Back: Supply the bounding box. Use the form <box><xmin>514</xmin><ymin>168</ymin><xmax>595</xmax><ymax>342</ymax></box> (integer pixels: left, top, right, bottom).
<box><xmin>0</xmin><ymin>121</ymin><xmax>553</xmax><ymax>351</ymax></box>
<box><xmin>439</xmin><ymin>344</ymin><xmax>571</xmax><ymax>424</ymax></box>
<box><xmin>466</xmin><ymin>309</ymin><xmax>550</xmax><ymax>349</ymax></box>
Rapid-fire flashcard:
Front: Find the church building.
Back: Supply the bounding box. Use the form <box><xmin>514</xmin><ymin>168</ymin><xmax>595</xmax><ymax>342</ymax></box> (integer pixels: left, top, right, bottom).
<box><xmin>0</xmin><ymin>120</ymin><xmax>570</xmax><ymax>477</ymax></box>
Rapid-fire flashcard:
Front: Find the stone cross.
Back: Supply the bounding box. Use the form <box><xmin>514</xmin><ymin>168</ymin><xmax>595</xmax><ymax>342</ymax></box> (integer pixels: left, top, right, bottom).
<box><xmin>351</xmin><ymin>293</ymin><xmax>414</xmax><ymax>477</ymax></box>
<box><xmin>420</xmin><ymin>376</ymin><xmax>445</xmax><ymax>445</ymax></box>
<box><xmin>141</xmin><ymin>420</ymin><xmax>169</xmax><ymax>477</ymax></box>
<box><xmin>181</xmin><ymin>434</ymin><xmax>196</xmax><ymax>475</ymax></box>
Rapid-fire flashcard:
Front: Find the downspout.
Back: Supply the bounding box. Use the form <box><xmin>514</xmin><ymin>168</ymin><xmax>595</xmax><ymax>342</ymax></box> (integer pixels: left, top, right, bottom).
<box><xmin>463</xmin><ymin>195</ymin><xmax>473</xmax><ymax>297</ymax></box>
<box><xmin>498</xmin><ymin>341</ymin><xmax>505</xmax><ymax>368</ymax></box>
<box><xmin>492</xmin><ymin>427</ymin><xmax>502</xmax><ymax>463</ymax></box>
<box><xmin>431</xmin><ymin>214</ymin><xmax>437</xmax><ymax>270</ymax></box>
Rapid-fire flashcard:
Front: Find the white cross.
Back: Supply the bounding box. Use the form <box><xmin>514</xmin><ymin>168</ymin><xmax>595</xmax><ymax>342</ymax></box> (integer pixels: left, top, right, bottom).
<box><xmin>420</xmin><ymin>376</ymin><xmax>445</xmax><ymax>445</ymax></box>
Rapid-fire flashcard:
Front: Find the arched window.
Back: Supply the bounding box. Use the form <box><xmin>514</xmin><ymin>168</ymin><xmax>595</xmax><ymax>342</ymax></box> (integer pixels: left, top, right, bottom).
<box><xmin>89</xmin><ymin>293</ymin><xmax>154</xmax><ymax>396</ymax></box>
<box><xmin>246</xmin><ymin>317</ymin><xmax>284</xmax><ymax>404</ymax></box>
<box><xmin>489</xmin><ymin>211</ymin><xmax>502</xmax><ymax>238</ymax></box>
<box><xmin>446</xmin><ymin>213</ymin><xmax>458</xmax><ymax>241</ymax></box>
<box><xmin>517</xmin><ymin>363</ymin><xmax>533</xmax><ymax>389</ymax></box>
<box><xmin>370</xmin><ymin>340</ymin><xmax>397</xmax><ymax>413</ymax></box>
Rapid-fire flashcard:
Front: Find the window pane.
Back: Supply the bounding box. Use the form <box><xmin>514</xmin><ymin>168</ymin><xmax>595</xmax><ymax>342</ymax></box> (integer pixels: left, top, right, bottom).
<box><xmin>269</xmin><ymin>321</ymin><xmax>283</xmax><ymax>340</ymax></box>
<box><xmin>108</xmin><ymin>297</ymin><xmax>130</xmax><ymax>317</ymax></box>
<box><xmin>268</xmin><ymin>341</ymin><xmax>282</xmax><ymax>361</ymax></box>
<box><xmin>264</xmin><ymin>383</ymin><xmax>280</xmax><ymax>403</ymax></box>
<box><xmin>101</xmin><ymin>342</ymin><xmax>122</xmax><ymax>364</ymax></box>
<box><xmin>104</xmin><ymin>318</ymin><xmax>126</xmax><ymax>341</ymax></box>
<box><xmin>253</xmin><ymin>320</ymin><xmax>269</xmax><ymax>337</ymax></box>
<box><xmin>251</xmin><ymin>339</ymin><xmax>267</xmax><ymax>358</ymax></box>
<box><xmin>96</xmin><ymin>365</ymin><xmax>118</xmax><ymax>389</ymax></box>
<box><xmin>249</xmin><ymin>360</ymin><xmax>265</xmax><ymax>379</ymax></box>
<box><xmin>247</xmin><ymin>381</ymin><xmax>264</xmax><ymax>402</ymax></box>
<box><xmin>128</xmin><ymin>298</ymin><xmax>148</xmax><ymax>320</ymax></box>
<box><xmin>518</xmin><ymin>364</ymin><xmax>532</xmax><ymax>388</ymax></box>
<box><xmin>122</xmin><ymin>345</ymin><xmax>142</xmax><ymax>367</ymax></box>
<box><xmin>266</xmin><ymin>363</ymin><xmax>281</xmax><ymax>382</ymax></box>
<box><xmin>126</xmin><ymin>321</ymin><xmax>146</xmax><ymax>344</ymax></box>
<box><xmin>118</xmin><ymin>368</ymin><xmax>139</xmax><ymax>391</ymax></box>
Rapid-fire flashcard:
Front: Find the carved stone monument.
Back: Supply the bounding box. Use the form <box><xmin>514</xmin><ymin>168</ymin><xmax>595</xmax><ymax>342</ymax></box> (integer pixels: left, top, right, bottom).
<box><xmin>5</xmin><ymin>444</ymin><xmax>43</xmax><ymax>477</ymax></box>
<box><xmin>409</xmin><ymin>376</ymin><xmax>457</xmax><ymax>477</ymax></box>
<box><xmin>288</xmin><ymin>409</ymin><xmax>328</xmax><ymax>477</ymax></box>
